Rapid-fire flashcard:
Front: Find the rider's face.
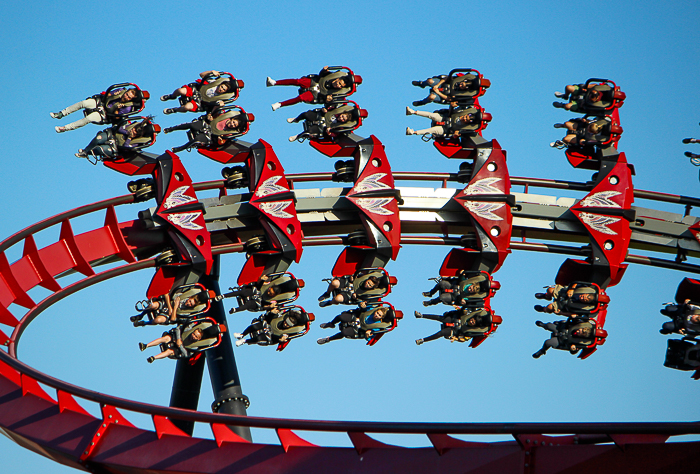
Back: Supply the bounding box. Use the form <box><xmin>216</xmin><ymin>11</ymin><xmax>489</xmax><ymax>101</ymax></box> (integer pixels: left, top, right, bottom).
<box><xmin>217</xmin><ymin>82</ymin><xmax>230</xmax><ymax>94</ymax></box>
<box><xmin>124</xmin><ymin>89</ymin><xmax>137</xmax><ymax>101</ymax></box>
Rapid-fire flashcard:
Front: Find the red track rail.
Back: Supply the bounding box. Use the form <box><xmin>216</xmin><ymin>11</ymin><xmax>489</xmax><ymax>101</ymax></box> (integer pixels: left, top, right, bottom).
<box><xmin>1</xmin><ymin>180</ymin><xmax>700</xmax><ymax>473</ymax></box>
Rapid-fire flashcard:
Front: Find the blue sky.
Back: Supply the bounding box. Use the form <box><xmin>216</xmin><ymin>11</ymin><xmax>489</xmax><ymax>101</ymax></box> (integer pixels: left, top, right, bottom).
<box><xmin>2</xmin><ymin>1</ymin><xmax>700</xmax><ymax>472</ymax></box>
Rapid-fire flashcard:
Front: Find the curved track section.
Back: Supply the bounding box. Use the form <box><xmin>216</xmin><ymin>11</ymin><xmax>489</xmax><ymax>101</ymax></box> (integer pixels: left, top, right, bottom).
<box><xmin>1</xmin><ymin>177</ymin><xmax>700</xmax><ymax>473</ymax></box>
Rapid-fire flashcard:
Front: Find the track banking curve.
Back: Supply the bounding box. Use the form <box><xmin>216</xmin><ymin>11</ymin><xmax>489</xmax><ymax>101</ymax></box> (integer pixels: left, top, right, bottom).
<box><xmin>1</xmin><ymin>170</ymin><xmax>700</xmax><ymax>472</ymax></box>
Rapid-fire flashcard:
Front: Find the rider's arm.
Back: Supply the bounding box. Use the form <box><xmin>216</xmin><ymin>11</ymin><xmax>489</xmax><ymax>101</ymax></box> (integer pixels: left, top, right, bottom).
<box><xmin>432</xmin><ymin>79</ymin><xmax>448</xmax><ymax>100</ymax></box>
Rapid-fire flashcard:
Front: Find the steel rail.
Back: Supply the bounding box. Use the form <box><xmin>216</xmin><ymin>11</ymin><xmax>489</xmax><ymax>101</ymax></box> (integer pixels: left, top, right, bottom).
<box><xmin>0</xmin><ymin>195</ymin><xmax>134</xmax><ymax>254</ymax></box>
<box><xmin>195</xmin><ymin>172</ymin><xmax>700</xmax><ymax>208</ymax></box>
<box><xmin>0</xmin><ymin>348</ymin><xmax>698</xmax><ymax>436</ymax></box>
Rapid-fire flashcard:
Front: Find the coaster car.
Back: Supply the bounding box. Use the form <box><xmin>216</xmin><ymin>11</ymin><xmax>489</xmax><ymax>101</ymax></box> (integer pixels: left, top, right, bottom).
<box><xmin>160</xmin><ymin>317</ymin><xmax>226</xmax><ymax>359</ymax></box>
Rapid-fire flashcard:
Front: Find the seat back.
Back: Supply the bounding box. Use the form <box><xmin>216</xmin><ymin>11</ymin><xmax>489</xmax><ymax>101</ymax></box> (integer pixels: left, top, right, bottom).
<box><xmin>181</xmin><ymin>317</ymin><xmax>224</xmax><ymax>352</ymax></box>
<box><xmin>199</xmin><ymin>73</ymin><xmax>241</xmax><ymax>104</ymax></box>
<box><xmin>318</xmin><ymin>70</ymin><xmax>353</xmax><ymax>97</ymax></box>
<box><xmin>209</xmin><ymin>106</ymin><xmax>253</xmax><ymax>139</ymax></box>
<box><xmin>324</xmin><ymin>101</ymin><xmax>366</xmax><ymax>135</ymax></box>
<box><xmin>261</xmin><ymin>272</ymin><xmax>302</xmax><ymax>305</ymax></box>
<box><xmin>171</xmin><ymin>283</ymin><xmax>211</xmax><ymax>317</ymax></box>
<box><xmin>450</xmin><ymin>73</ymin><xmax>479</xmax><ymax>99</ymax></box>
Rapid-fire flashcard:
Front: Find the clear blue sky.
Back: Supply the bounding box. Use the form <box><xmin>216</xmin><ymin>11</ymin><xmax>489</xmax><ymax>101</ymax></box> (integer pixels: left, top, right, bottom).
<box><xmin>2</xmin><ymin>1</ymin><xmax>700</xmax><ymax>472</ymax></box>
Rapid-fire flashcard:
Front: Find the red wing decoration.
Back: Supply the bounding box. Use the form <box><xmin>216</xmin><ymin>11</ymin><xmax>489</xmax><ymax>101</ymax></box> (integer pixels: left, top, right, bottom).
<box><xmin>103</xmin><ymin>153</ymin><xmax>158</xmax><ymax>176</ymax></box>
<box><xmin>146</xmin><ymin>266</ymin><xmax>180</xmax><ymax>300</ymax></box>
<box><xmin>198</xmin><ymin>140</ymin><xmax>254</xmax><ymax>164</ymax></box>
<box><xmin>688</xmin><ymin>220</ymin><xmax>700</xmax><ymax>249</ymax></box>
<box><xmin>153</xmin><ymin>151</ymin><xmax>213</xmax><ymax>275</ymax></box>
<box><xmin>247</xmin><ymin>140</ymin><xmax>303</xmax><ymax>261</ymax></box>
<box><xmin>346</xmin><ymin>136</ymin><xmax>401</xmax><ymax>261</ymax></box>
<box><xmin>309</xmin><ymin>135</ymin><xmax>362</xmax><ymax>158</ymax></box>
<box><xmin>451</xmin><ymin>141</ymin><xmax>513</xmax><ymax>273</ymax></box>
<box><xmin>236</xmin><ymin>140</ymin><xmax>303</xmax><ymax>286</ymax></box>
<box><xmin>569</xmin><ymin>156</ymin><xmax>634</xmax><ymax>287</ymax></box>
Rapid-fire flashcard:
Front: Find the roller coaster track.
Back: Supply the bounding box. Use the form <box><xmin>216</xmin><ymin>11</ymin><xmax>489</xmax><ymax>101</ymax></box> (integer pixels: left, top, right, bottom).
<box><xmin>1</xmin><ymin>173</ymin><xmax>700</xmax><ymax>473</ymax></box>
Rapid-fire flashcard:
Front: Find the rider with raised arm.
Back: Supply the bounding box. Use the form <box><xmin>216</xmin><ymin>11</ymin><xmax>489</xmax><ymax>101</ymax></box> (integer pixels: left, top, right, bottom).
<box><xmin>161</xmin><ymin>70</ymin><xmax>240</xmax><ymax>114</ymax></box>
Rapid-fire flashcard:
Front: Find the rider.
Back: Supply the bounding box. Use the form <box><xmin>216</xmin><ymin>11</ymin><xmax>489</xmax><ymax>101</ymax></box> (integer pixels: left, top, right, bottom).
<box><xmin>552</xmin><ymin>83</ymin><xmax>605</xmax><ymax>112</ymax></box>
<box><xmin>140</xmin><ymin>320</ymin><xmax>226</xmax><ymax>362</ymax></box>
<box><xmin>131</xmin><ymin>287</ymin><xmax>210</xmax><ymax>326</ymax></box>
<box><xmin>224</xmin><ymin>274</ymin><xmax>301</xmax><ymax>313</ymax></box>
<box><xmin>233</xmin><ymin>308</ymin><xmax>308</xmax><ymax>347</ymax></box>
<box><xmin>317</xmin><ymin>304</ymin><xmax>394</xmax><ymax>344</ymax></box>
<box><xmin>532</xmin><ymin>318</ymin><xmax>596</xmax><ymax>358</ymax></box>
<box><xmin>422</xmin><ymin>271</ymin><xmax>490</xmax><ymax>307</ymax></box>
<box><xmin>534</xmin><ymin>282</ymin><xmax>598</xmax><ymax>314</ymax></box>
<box><xmin>164</xmin><ymin>106</ymin><xmax>250</xmax><ymax>153</ymax></box>
<box><xmin>52</xmin><ymin>86</ymin><xmax>146</xmax><ymax>132</ymax></box>
<box><xmin>405</xmin><ymin>105</ymin><xmax>478</xmax><ymax>138</ymax></box>
<box><xmin>414</xmin><ymin>308</ymin><xmax>494</xmax><ymax>345</ymax></box>
<box><xmin>161</xmin><ymin>70</ymin><xmax>239</xmax><ymax>114</ymax></box>
<box><xmin>318</xmin><ymin>272</ymin><xmax>386</xmax><ymax>307</ymax></box>
<box><xmin>550</xmin><ymin>118</ymin><xmax>608</xmax><ymax>148</ymax></box>
<box><xmin>660</xmin><ymin>299</ymin><xmax>700</xmax><ymax>335</ymax></box>
<box><xmin>411</xmin><ymin>72</ymin><xmax>485</xmax><ymax>106</ymax></box>
<box><xmin>75</xmin><ymin>116</ymin><xmax>155</xmax><ymax>160</ymax></box>
<box><xmin>268</xmin><ymin>66</ymin><xmax>357</xmax><ymax>111</ymax></box>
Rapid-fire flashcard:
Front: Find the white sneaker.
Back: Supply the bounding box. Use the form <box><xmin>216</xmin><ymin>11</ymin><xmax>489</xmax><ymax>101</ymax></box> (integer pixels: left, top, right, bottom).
<box><xmin>271</xmin><ymin>102</ymin><xmax>281</xmax><ymax>111</ymax></box>
<box><xmin>406</xmin><ymin>106</ymin><xmax>415</xmax><ymax>115</ymax></box>
<box><xmin>554</xmin><ymin>91</ymin><xmax>566</xmax><ymax>98</ymax></box>
<box><xmin>233</xmin><ymin>333</ymin><xmax>243</xmax><ymax>339</ymax></box>
<box><xmin>266</xmin><ymin>77</ymin><xmax>276</xmax><ymax>87</ymax></box>
<box><xmin>288</xmin><ymin>135</ymin><xmax>298</xmax><ymax>142</ymax></box>
<box><xmin>50</xmin><ymin>111</ymin><xmax>63</xmax><ymax>119</ymax></box>
<box><xmin>406</xmin><ymin>127</ymin><xmax>415</xmax><ymax>135</ymax></box>
<box><xmin>235</xmin><ymin>339</ymin><xmax>245</xmax><ymax>347</ymax></box>
<box><xmin>55</xmin><ymin>126</ymin><xmax>66</xmax><ymax>133</ymax></box>
<box><xmin>287</xmin><ymin>117</ymin><xmax>295</xmax><ymax>123</ymax></box>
